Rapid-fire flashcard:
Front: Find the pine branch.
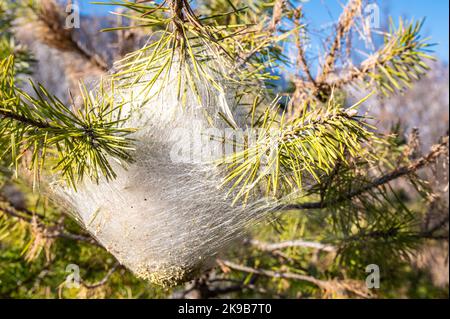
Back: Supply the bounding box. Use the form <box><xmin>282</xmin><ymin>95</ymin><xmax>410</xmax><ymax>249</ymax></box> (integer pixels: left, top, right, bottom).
<box><xmin>220</xmin><ymin>97</ymin><xmax>376</xmax><ymax>204</ymax></box>
<box><xmin>0</xmin><ymin>108</ymin><xmax>50</xmax><ymax>129</ymax></box>
<box><xmin>231</xmin><ymin>5</ymin><xmax>294</xmax><ymax>73</ymax></box>
<box><xmin>269</xmin><ymin>0</ymin><xmax>284</xmax><ymax>32</ymax></box>
<box><xmin>173</xmin><ymin>276</ymin><xmax>277</xmax><ymax>299</ymax></box>
<box><xmin>419</xmin><ymin>214</ymin><xmax>449</xmax><ymax>240</ymax></box>
<box><xmin>0</xmin><ymin>56</ymin><xmax>136</xmax><ymax>187</ymax></box>
<box><xmin>289</xmin><ymin>0</ymin><xmax>363</xmax><ymax>107</ymax></box>
<box><xmin>293</xmin><ymin>7</ymin><xmax>315</xmax><ymax>85</ymax></box>
<box><xmin>331</xmin><ymin>19</ymin><xmax>434</xmax><ymax>95</ymax></box>
<box><xmin>108</xmin><ymin>0</ymin><xmax>289</xmax><ymax>86</ymax></box>
<box><xmin>285</xmin><ymin>136</ymin><xmax>449</xmax><ymax>211</ymax></box>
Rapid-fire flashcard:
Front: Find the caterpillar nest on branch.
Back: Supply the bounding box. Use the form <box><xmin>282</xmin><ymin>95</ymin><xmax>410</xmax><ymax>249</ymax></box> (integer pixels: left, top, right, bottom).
<box><xmin>54</xmin><ymin>48</ymin><xmax>275</xmax><ymax>287</ymax></box>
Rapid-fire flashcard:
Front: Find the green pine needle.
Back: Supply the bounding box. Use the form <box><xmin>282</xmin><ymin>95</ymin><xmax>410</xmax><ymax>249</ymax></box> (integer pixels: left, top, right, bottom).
<box><xmin>0</xmin><ymin>56</ymin><xmax>136</xmax><ymax>188</ymax></box>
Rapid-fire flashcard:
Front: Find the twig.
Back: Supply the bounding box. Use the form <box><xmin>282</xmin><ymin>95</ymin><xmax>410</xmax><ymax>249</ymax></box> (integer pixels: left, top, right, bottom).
<box><xmin>217</xmin><ymin>259</ymin><xmax>327</xmax><ymax>289</ymax></box>
<box><xmin>81</xmin><ymin>262</ymin><xmax>121</xmax><ymax>289</ymax></box>
<box><xmin>419</xmin><ymin>214</ymin><xmax>449</xmax><ymax>240</ymax></box>
<box><xmin>233</xmin><ymin>2</ymin><xmax>285</xmax><ymax>70</ymax></box>
<box><xmin>248</xmin><ymin>238</ymin><xmax>336</xmax><ymax>252</ymax></box>
<box><xmin>293</xmin><ymin>7</ymin><xmax>316</xmax><ymax>85</ymax></box>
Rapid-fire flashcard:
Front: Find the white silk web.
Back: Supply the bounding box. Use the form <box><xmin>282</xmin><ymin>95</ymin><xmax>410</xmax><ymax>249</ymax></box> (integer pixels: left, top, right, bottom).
<box><xmin>54</xmin><ymin>51</ymin><xmax>277</xmax><ymax>287</ymax></box>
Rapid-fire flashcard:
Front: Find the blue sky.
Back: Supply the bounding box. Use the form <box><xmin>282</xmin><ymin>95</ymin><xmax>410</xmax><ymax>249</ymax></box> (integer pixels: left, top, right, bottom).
<box><xmin>75</xmin><ymin>0</ymin><xmax>449</xmax><ymax>62</ymax></box>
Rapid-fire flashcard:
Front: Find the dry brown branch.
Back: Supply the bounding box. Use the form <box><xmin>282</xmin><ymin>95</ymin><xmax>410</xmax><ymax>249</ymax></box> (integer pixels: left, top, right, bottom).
<box><xmin>269</xmin><ymin>0</ymin><xmax>285</xmax><ymax>32</ymax></box>
<box><xmin>318</xmin><ymin>0</ymin><xmax>362</xmax><ymax>82</ymax></box>
<box><xmin>248</xmin><ymin>238</ymin><xmax>336</xmax><ymax>252</ymax></box>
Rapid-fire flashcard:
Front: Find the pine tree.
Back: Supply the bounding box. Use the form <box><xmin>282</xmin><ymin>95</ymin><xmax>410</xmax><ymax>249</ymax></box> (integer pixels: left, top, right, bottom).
<box><xmin>0</xmin><ymin>0</ymin><xmax>448</xmax><ymax>298</ymax></box>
